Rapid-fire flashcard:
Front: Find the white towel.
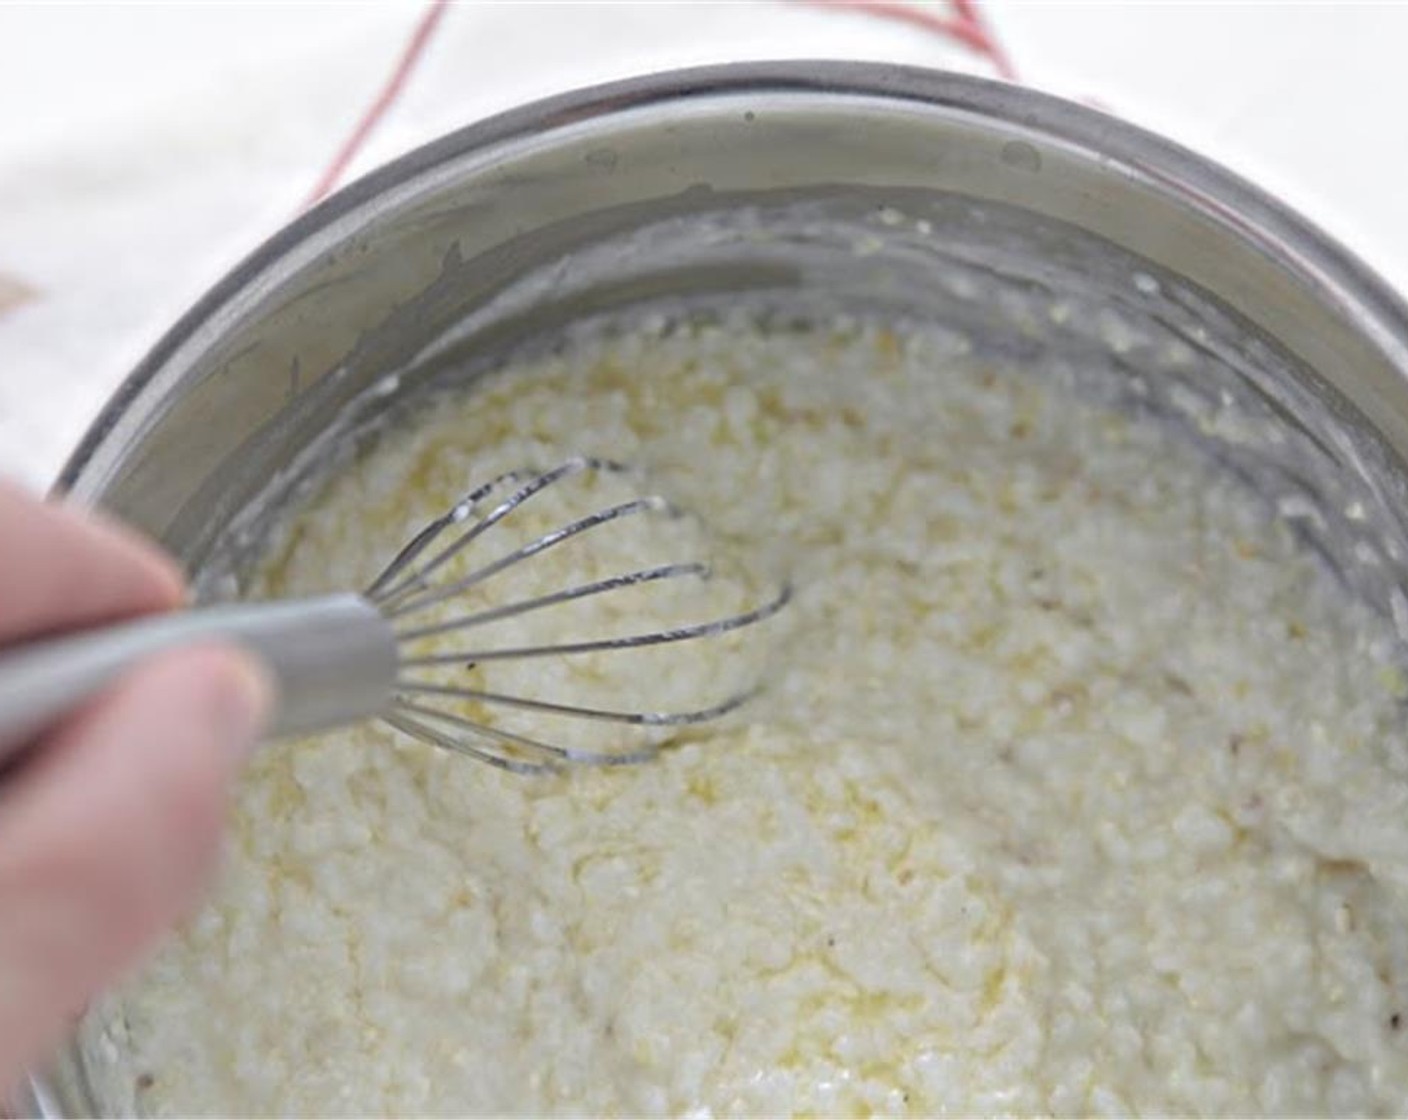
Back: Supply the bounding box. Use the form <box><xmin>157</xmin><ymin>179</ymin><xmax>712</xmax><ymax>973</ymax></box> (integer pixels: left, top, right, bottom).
<box><xmin>0</xmin><ymin>2</ymin><xmax>1404</xmax><ymax>489</ymax></box>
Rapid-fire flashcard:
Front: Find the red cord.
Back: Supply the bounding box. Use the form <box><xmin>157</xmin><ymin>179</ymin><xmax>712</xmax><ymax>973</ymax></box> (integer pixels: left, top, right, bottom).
<box><xmin>797</xmin><ymin>0</ymin><xmax>987</xmax><ymax>52</ymax></box>
<box><xmin>798</xmin><ymin>0</ymin><xmax>1017</xmax><ymax>81</ymax></box>
<box><xmin>950</xmin><ymin>0</ymin><xmax>1017</xmax><ymax>80</ymax></box>
<box><xmin>303</xmin><ymin>0</ymin><xmax>1016</xmax><ymax>210</ymax></box>
<box><xmin>303</xmin><ymin>0</ymin><xmax>450</xmax><ymax>208</ymax></box>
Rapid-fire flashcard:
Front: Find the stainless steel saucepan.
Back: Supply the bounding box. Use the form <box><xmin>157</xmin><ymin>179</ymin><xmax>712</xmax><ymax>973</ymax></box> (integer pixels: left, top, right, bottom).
<box><xmin>16</xmin><ymin>63</ymin><xmax>1408</xmax><ymax>1116</ymax></box>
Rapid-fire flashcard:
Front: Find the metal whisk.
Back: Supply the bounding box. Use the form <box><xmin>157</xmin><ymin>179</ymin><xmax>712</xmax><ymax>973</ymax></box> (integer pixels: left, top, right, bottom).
<box><xmin>0</xmin><ymin>458</ymin><xmax>790</xmax><ymax>773</ymax></box>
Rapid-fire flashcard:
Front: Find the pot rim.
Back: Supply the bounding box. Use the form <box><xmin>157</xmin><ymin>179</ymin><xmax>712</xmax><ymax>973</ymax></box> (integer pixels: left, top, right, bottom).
<box><xmin>55</xmin><ymin>60</ymin><xmax>1408</xmax><ymax>499</ymax></box>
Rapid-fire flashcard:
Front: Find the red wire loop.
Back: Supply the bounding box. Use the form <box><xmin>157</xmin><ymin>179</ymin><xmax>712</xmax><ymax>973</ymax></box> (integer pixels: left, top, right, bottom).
<box><xmin>303</xmin><ymin>0</ymin><xmax>449</xmax><ymax>209</ymax></box>
<box><xmin>799</xmin><ymin>0</ymin><xmax>1016</xmax><ymax>79</ymax></box>
<box><xmin>303</xmin><ymin>0</ymin><xmax>1016</xmax><ymax>209</ymax></box>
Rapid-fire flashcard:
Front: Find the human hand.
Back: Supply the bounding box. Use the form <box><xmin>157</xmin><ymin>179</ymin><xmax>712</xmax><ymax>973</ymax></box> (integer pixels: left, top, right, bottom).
<box><xmin>0</xmin><ymin>480</ymin><xmax>271</xmax><ymax>1098</ymax></box>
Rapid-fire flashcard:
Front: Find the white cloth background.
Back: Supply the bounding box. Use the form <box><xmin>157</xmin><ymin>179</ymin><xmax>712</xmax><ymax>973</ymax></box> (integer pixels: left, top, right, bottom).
<box><xmin>2</xmin><ymin>1</ymin><xmax>1406</xmax><ymax>492</ymax></box>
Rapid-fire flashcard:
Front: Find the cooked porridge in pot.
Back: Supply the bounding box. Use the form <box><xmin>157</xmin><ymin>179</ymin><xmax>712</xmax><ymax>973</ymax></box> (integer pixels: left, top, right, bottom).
<box><xmin>90</xmin><ymin>315</ymin><xmax>1408</xmax><ymax>1116</ymax></box>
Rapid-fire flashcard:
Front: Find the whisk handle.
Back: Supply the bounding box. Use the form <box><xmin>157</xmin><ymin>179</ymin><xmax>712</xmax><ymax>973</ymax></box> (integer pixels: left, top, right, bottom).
<box><xmin>0</xmin><ymin>594</ymin><xmax>397</xmax><ymax>769</ymax></box>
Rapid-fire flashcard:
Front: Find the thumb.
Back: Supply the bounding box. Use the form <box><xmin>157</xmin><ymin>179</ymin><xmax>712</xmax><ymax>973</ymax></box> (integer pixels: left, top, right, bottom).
<box><xmin>0</xmin><ymin>645</ymin><xmax>272</xmax><ymax>1095</ymax></box>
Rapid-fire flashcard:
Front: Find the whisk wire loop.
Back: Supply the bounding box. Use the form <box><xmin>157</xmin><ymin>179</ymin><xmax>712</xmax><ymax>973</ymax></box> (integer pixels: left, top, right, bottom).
<box><xmin>364</xmin><ymin>467</ymin><xmax>533</xmax><ymax>601</ymax></box>
<box><xmin>362</xmin><ymin>457</ymin><xmax>787</xmax><ymax>771</ymax></box>
<box><xmin>396</xmin><ymin>580</ymin><xmax>792</xmax><ymax>665</ymax></box>
<box><xmin>383</xmin><ymin>495</ymin><xmax>677</xmax><ymax>622</ymax></box>
<box><xmin>393</xmin><ymin>562</ymin><xmax>710</xmax><ymax>642</ymax></box>
<box><xmin>392</xmin><ymin>699</ymin><xmax>660</xmax><ymax>770</ymax></box>
<box><xmin>392</xmin><ymin>678</ymin><xmax>758</xmax><ymax>727</ymax></box>
<box><xmin>370</xmin><ymin>457</ymin><xmax>630</xmax><ymax>611</ymax></box>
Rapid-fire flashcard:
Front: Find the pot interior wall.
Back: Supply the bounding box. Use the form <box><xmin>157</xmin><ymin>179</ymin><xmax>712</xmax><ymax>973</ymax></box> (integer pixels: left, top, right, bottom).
<box><xmin>62</xmin><ymin>88</ymin><xmax>1408</xmax><ymax>626</ymax></box>
<box><xmin>150</xmin><ymin>187</ymin><xmax>1408</xmax><ymax>657</ymax></box>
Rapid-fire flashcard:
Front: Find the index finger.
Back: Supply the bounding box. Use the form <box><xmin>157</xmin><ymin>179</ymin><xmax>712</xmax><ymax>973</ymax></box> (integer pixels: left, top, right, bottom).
<box><xmin>0</xmin><ymin>480</ymin><xmax>185</xmax><ymax>645</ymax></box>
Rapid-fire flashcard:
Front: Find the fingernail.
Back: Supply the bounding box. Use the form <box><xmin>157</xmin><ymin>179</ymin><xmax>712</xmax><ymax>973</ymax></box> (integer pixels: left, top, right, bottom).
<box><xmin>213</xmin><ymin>650</ymin><xmax>276</xmax><ymax>762</ymax></box>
